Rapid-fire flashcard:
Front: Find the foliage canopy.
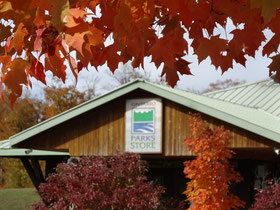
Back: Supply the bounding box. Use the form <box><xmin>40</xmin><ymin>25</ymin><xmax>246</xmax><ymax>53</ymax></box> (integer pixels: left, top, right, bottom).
<box><xmin>0</xmin><ymin>0</ymin><xmax>279</xmax><ymax>104</ymax></box>
<box><xmin>184</xmin><ymin>114</ymin><xmax>245</xmax><ymax>210</ymax></box>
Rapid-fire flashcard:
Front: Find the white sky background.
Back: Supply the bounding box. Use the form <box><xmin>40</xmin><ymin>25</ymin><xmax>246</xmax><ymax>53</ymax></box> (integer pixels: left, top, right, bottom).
<box><xmin>26</xmin><ymin>45</ymin><xmax>270</xmax><ymax>100</ymax></box>
<box><xmin>23</xmin><ymin>16</ymin><xmax>272</xmax><ymax>99</ymax></box>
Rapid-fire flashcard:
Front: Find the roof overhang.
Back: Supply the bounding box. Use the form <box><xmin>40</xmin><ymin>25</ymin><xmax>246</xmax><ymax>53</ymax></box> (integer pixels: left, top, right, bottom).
<box><xmin>0</xmin><ymin>149</ymin><xmax>69</xmax><ymax>157</ymax></box>
<box><xmin>0</xmin><ymin>140</ymin><xmax>69</xmax><ymax>157</ymax></box>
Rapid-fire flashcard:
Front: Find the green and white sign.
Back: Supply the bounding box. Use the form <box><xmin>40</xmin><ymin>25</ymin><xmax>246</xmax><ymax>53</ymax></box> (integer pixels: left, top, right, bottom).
<box><xmin>125</xmin><ymin>98</ymin><xmax>162</xmax><ymax>153</ymax></box>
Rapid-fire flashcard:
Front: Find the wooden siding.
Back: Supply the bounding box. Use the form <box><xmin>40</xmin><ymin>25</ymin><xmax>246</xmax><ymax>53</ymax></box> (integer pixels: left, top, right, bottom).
<box><xmin>164</xmin><ymin>100</ymin><xmax>193</xmax><ymax>156</ymax></box>
<box><xmin>17</xmin><ymin>98</ymin><xmax>126</xmax><ymax>156</ymax></box>
<box><xmin>163</xmin><ymin>100</ymin><xmax>272</xmax><ymax>157</ymax></box>
<box><xmin>17</xmin><ymin>90</ymin><xmax>277</xmax><ymax>157</ymax></box>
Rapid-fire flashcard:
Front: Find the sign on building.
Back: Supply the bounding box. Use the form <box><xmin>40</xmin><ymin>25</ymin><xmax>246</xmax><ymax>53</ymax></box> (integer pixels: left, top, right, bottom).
<box><xmin>125</xmin><ymin>98</ymin><xmax>162</xmax><ymax>153</ymax></box>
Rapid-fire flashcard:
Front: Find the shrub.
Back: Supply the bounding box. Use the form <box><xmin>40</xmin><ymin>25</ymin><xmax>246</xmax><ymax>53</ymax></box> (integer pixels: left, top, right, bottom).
<box><xmin>250</xmin><ymin>180</ymin><xmax>280</xmax><ymax>210</ymax></box>
<box><xmin>158</xmin><ymin>197</ymin><xmax>187</xmax><ymax>210</ymax></box>
<box><xmin>33</xmin><ymin>153</ymin><xmax>164</xmax><ymax>209</ymax></box>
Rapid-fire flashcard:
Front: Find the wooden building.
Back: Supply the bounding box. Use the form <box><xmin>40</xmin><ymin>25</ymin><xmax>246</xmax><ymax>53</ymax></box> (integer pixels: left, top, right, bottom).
<box><xmin>1</xmin><ymin>77</ymin><xmax>280</xmax><ymax>208</ymax></box>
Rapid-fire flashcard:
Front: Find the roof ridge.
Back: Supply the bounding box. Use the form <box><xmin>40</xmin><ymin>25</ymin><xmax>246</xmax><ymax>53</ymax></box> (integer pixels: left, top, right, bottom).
<box><xmin>143</xmin><ymin>80</ymin><xmax>198</xmax><ymax>95</ymax></box>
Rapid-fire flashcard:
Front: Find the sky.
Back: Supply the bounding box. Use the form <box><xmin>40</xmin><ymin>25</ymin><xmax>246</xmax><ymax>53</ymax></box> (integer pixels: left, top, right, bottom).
<box><xmin>23</xmin><ymin>18</ymin><xmax>272</xmax><ymax>99</ymax></box>
<box><xmin>25</xmin><ymin>50</ymin><xmax>270</xmax><ymax>100</ymax></box>
<box><xmin>177</xmin><ymin>47</ymin><xmax>270</xmax><ymax>91</ymax></box>
<box><xmin>26</xmin><ymin>36</ymin><xmax>271</xmax><ymax>100</ymax></box>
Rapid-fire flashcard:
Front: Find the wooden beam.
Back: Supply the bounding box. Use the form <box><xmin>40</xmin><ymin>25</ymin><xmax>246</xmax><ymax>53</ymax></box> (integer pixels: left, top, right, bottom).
<box><xmin>31</xmin><ymin>157</ymin><xmax>44</xmax><ymax>183</ymax></box>
<box><xmin>45</xmin><ymin>158</ymin><xmax>58</xmax><ymax>177</ymax></box>
<box><xmin>20</xmin><ymin>157</ymin><xmax>40</xmax><ymax>190</ymax></box>
<box><xmin>21</xmin><ymin>157</ymin><xmax>55</xmax><ymax>207</ymax></box>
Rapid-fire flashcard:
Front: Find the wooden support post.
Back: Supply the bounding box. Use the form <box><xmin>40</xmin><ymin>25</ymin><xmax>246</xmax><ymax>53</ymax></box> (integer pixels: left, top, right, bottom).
<box><xmin>31</xmin><ymin>157</ymin><xmax>45</xmax><ymax>184</ymax></box>
<box><xmin>21</xmin><ymin>157</ymin><xmax>50</xmax><ymax>207</ymax></box>
<box><xmin>45</xmin><ymin>158</ymin><xmax>59</xmax><ymax>177</ymax></box>
<box><xmin>20</xmin><ymin>157</ymin><xmax>40</xmax><ymax>190</ymax></box>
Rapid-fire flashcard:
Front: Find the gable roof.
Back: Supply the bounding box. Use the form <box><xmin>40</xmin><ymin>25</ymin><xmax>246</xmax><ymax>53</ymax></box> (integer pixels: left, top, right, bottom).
<box><xmin>8</xmin><ymin>78</ymin><xmax>280</xmax><ymax>147</ymax></box>
<box><xmin>205</xmin><ymin>76</ymin><xmax>280</xmax><ymax>117</ymax></box>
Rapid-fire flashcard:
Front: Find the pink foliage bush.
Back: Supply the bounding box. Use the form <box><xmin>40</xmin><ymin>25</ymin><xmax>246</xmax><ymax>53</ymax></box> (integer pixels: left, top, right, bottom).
<box><xmin>33</xmin><ymin>153</ymin><xmax>165</xmax><ymax>209</ymax></box>
<box><xmin>250</xmin><ymin>180</ymin><xmax>280</xmax><ymax>210</ymax></box>
<box><xmin>158</xmin><ymin>197</ymin><xmax>187</xmax><ymax>210</ymax></box>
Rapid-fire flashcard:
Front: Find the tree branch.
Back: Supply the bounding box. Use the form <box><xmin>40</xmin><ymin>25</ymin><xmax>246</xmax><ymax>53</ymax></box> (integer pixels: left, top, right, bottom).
<box><xmin>152</xmin><ymin>13</ymin><xmax>169</xmax><ymax>26</ymax></box>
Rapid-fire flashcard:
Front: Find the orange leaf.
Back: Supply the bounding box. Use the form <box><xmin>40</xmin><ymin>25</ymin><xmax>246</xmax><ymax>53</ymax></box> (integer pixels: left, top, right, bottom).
<box><xmin>64</xmin><ymin>15</ymin><xmax>80</xmax><ymax>28</ymax></box>
<box><xmin>45</xmin><ymin>46</ymin><xmax>67</xmax><ymax>82</ymax></box>
<box><xmin>69</xmin><ymin>7</ymin><xmax>88</xmax><ymax>19</ymax></box>
<box><xmin>52</xmin><ymin>0</ymin><xmax>69</xmax><ymax>31</ymax></box>
<box><xmin>34</xmin><ymin>7</ymin><xmax>46</xmax><ymax>27</ymax></box>
<box><xmin>28</xmin><ymin>58</ymin><xmax>46</xmax><ymax>85</ymax></box>
<box><xmin>2</xmin><ymin>58</ymin><xmax>30</xmax><ymax>105</ymax></box>
<box><xmin>64</xmin><ymin>8</ymin><xmax>89</xmax><ymax>29</ymax></box>
<box><xmin>263</xmin><ymin>35</ymin><xmax>280</xmax><ymax>56</ymax></box>
<box><xmin>87</xmin><ymin>27</ymin><xmax>104</xmax><ymax>47</ymax></box>
<box><xmin>161</xmin><ymin>65</ymin><xmax>179</xmax><ymax>87</ymax></box>
<box><xmin>195</xmin><ymin>36</ymin><xmax>227</xmax><ymax>64</ymax></box>
<box><xmin>150</xmin><ymin>37</ymin><xmax>176</xmax><ymax>68</ymax></box>
<box><xmin>6</xmin><ymin>23</ymin><xmax>27</xmax><ymax>53</ymax></box>
<box><xmin>31</xmin><ymin>0</ymin><xmax>53</xmax><ymax>11</ymax></box>
<box><xmin>268</xmin><ymin>55</ymin><xmax>280</xmax><ymax>82</ymax></box>
<box><xmin>174</xmin><ymin>58</ymin><xmax>191</xmax><ymax>76</ymax></box>
<box><xmin>158</xmin><ymin>0</ymin><xmax>180</xmax><ymax>18</ymax></box>
<box><xmin>104</xmin><ymin>45</ymin><xmax>121</xmax><ymax>72</ymax></box>
<box><xmin>113</xmin><ymin>4</ymin><xmax>133</xmax><ymax>32</ymax></box>
<box><xmin>0</xmin><ymin>56</ymin><xmax>11</xmax><ymax>75</ymax></box>
<box><xmin>65</xmin><ymin>32</ymin><xmax>86</xmax><ymax>56</ymax></box>
<box><xmin>0</xmin><ymin>1</ymin><xmax>12</xmax><ymax>13</ymax></box>
<box><xmin>251</xmin><ymin>0</ymin><xmax>280</xmax><ymax>23</ymax></box>
<box><xmin>150</xmin><ymin>18</ymin><xmax>187</xmax><ymax>69</ymax></box>
<box><xmin>231</xmin><ymin>19</ymin><xmax>265</xmax><ymax>57</ymax></box>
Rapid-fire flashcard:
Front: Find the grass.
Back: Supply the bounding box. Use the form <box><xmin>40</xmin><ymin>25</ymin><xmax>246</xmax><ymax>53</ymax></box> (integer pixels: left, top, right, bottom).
<box><xmin>0</xmin><ymin>188</ymin><xmax>41</xmax><ymax>210</ymax></box>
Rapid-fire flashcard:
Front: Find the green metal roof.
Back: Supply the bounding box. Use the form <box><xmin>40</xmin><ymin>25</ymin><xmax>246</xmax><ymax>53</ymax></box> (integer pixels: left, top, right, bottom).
<box><xmin>205</xmin><ymin>76</ymin><xmax>280</xmax><ymax>117</ymax></box>
<box><xmin>0</xmin><ymin>140</ymin><xmax>69</xmax><ymax>157</ymax></box>
<box><xmin>9</xmin><ymin>78</ymin><xmax>280</xmax><ymax>147</ymax></box>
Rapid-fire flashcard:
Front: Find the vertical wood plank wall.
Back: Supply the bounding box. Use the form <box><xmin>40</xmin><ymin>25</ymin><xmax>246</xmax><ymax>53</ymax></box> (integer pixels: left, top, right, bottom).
<box><xmin>164</xmin><ymin>100</ymin><xmax>193</xmax><ymax>156</ymax></box>
<box><xmin>17</xmin><ymin>93</ymin><xmax>274</xmax><ymax>157</ymax></box>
